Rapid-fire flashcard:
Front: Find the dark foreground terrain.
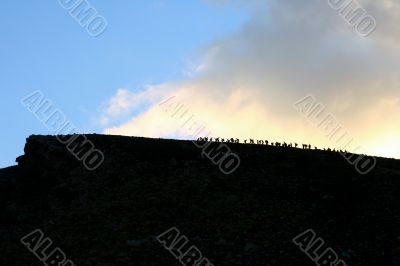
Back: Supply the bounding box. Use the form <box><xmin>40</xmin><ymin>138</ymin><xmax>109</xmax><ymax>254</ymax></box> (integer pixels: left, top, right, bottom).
<box><xmin>1</xmin><ymin>134</ymin><xmax>400</xmax><ymax>265</ymax></box>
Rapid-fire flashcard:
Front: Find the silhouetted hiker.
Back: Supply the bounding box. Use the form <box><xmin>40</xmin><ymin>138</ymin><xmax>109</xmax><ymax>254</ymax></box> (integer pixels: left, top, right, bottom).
<box><xmin>215</xmin><ymin>137</ymin><xmax>220</xmax><ymax>142</ymax></box>
<box><xmin>235</xmin><ymin>138</ymin><xmax>239</xmax><ymax>143</ymax></box>
<box><xmin>244</xmin><ymin>140</ymin><xmax>247</xmax><ymax>144</ymax></box>
<box><xmin>257</xmin><ymin>140</ymin><xmax>264</xmax><ymax>145</ymax></box>
<box><xmin>265</xmin><ymin>140</ymin><xmax>269</xmax><ymax>145</ymax></box>
<box><xmin>308</xmin><ymin>144</ymin><xmax>311</xmax><ymax>149</ymax></box>
<box><xmin>250</xmin><ymin>139</ymin><xmax>254</xmax><ymax>144</ymax></box>
<box><xmin>275</xmin><ymin>142</ymin><xmax>281</xmax><ymax>147</ymax></box>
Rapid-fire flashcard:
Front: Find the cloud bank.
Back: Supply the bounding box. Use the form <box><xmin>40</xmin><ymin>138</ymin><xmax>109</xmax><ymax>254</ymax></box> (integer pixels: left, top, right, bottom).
<box><xmin>101</xmin><ymin>0</ymin><xmax>400</xmax><ymax>159</ymax></box>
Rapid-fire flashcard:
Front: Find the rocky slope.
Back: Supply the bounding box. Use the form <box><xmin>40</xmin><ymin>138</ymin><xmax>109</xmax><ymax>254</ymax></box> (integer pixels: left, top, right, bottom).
<box><xmin>1</xmin><ymin>134</ymin><xmax>400</xmax><ymax>265</ymax></box>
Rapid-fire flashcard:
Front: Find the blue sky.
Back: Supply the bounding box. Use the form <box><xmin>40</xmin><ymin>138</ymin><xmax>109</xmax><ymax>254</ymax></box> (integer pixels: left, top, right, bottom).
<box><xmin>2</xmin><ymin>0</ymin><xmax>399</xmax><ymax>168</ymax></box>
<box><xmin>0</xmin><ymin>0</ymin><xmax>248</xmax><ymax>168</ymax></box>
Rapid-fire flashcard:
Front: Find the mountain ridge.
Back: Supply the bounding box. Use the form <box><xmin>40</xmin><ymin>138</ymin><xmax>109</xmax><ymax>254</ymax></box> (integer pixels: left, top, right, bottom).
<box><xmin>1</xmin><ymin>134</ymin><xmax>400</xmax><ymax>265</ymax></box>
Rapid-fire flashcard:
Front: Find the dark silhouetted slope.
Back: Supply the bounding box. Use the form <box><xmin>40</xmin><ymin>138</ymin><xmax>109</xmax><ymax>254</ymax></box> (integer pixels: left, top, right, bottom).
<box><xmin>1</xmin><ymin>134</ymin><xmax>400</xmax><ymax>265</ymax></box>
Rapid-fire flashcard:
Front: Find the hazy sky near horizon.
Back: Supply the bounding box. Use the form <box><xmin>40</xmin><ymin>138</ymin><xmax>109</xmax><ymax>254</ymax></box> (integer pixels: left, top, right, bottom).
<box><xmin>2</xmin><ymin>0</ymin><xmax>400</xmax><ymax>168</ymax></box>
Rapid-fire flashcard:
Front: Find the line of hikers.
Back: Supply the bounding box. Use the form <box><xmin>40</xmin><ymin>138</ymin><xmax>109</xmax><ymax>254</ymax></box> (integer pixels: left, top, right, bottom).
<box><xmin>196</xmin><ymin>137</ymin><xmax>348</xmax><ymax>153</ymax></box>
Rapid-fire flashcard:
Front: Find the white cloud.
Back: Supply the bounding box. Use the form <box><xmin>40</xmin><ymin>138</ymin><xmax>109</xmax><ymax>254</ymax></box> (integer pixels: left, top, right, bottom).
<box><xmin>101</xmin><ymin>0</ymin><xmax>400</xmax><ymax>159</ymax></box>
